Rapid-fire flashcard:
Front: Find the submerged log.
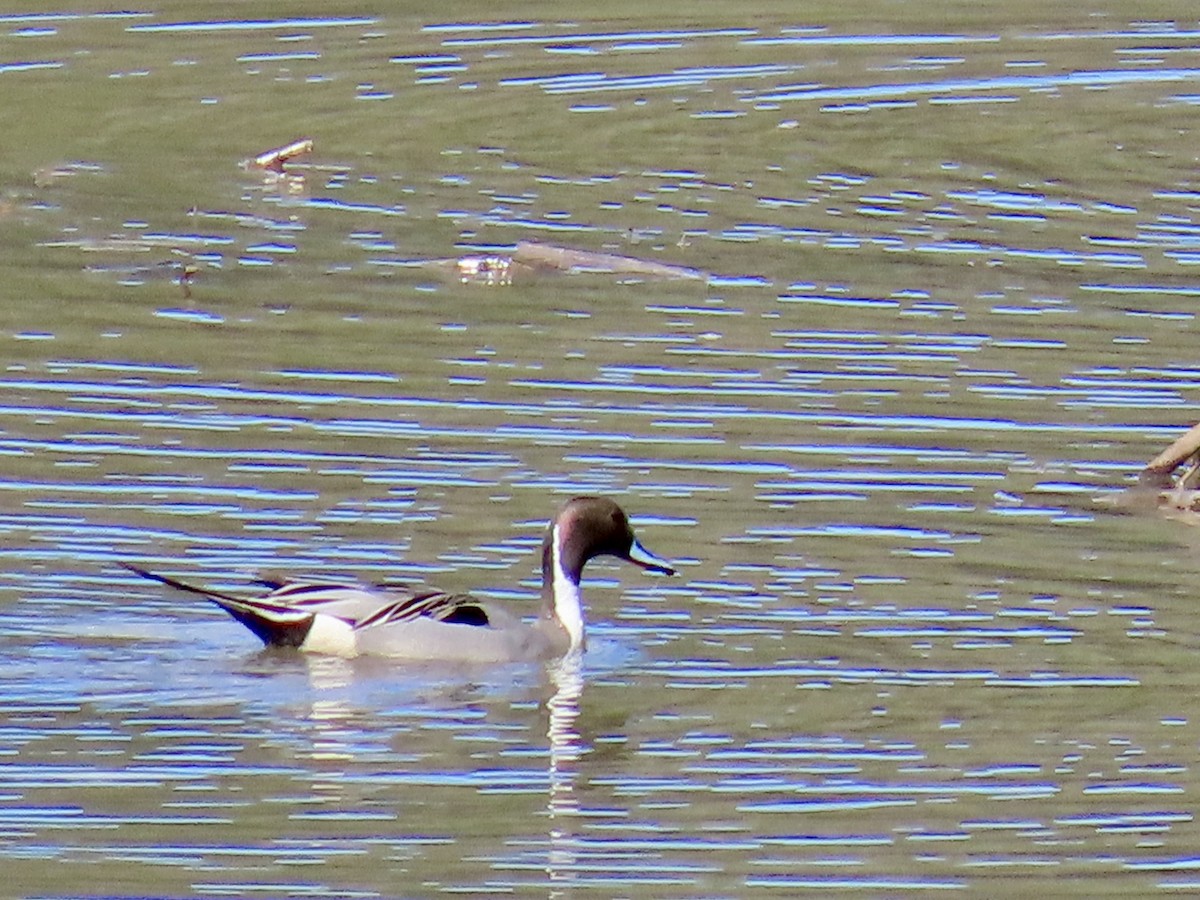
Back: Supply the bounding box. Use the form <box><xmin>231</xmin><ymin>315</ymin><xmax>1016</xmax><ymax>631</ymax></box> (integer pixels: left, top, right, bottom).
<box><xmin>434</xmin><ymin>240</ymin><xmax>707</xmax><ymax>286</ymax></box>
<box><xmin>513</xmin><ymin>240</ymin><xmax>704</xmax><ymax>280</ymax></box>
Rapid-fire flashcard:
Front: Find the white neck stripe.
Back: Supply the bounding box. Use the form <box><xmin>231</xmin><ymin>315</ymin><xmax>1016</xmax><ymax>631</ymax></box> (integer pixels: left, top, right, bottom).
<box><xmin>551</xmin><ymin>523</ymin><xmax>585</xmax><ymax>650</ymax></box>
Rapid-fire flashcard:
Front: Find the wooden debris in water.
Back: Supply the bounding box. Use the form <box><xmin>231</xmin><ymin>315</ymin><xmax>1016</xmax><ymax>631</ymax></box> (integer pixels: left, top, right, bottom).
<box><xmin>245</xmin><ymin>138</ymin><xmax>314</xmax><ymax>173</ymax></box>
<box><xmin>513</xmin><ymin>240</ymin><xmax>705</xmax><ymax>280</ymax></box>
<box><xmin>445</xmin><ymin>240</ymin><xmax>704</xmax><ymax>286</ymax></box>
<box><xmin>178</xmin><ymin>261</ymin><xmax>198</xmax><ymax>298</ymax></box>
<box><xmin>433</xmin><ymin>239</ymin><xmax>712</xmax><ymax>286</ymax></box>
<box><xmin>456</xmin><ymin>255</ymin><xmax>513</xmax><ymax>286</ymax></box>
<box><xmin>81</xmin><ymin>246</ymin><xmax>198</xmax><ymax>298</ymax></box>
<box><xmin>1136</xmin><ymin>421</ymin><xmax>1200</xmax><ymax>510</ymax></box>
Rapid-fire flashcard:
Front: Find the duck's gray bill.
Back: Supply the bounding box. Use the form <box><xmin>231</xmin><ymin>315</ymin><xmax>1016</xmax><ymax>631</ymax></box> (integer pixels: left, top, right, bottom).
<box><xmin>628</xmin><ymin>538</ymin><xmax>677</xmax><ymax>575</ymax></box>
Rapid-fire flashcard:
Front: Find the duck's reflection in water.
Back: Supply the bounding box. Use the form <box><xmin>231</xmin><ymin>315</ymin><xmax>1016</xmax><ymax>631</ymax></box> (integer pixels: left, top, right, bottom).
<box><xmin>302</xmin><ymin>654</ymin><xmax>361</xmax><ymax>763</ymax></box>
<box><xmin>235</xmin><ymin>644</ymin><xmax>593</xmax><ymax>890</ymax></box>
<box><xmin>546</xmin><ymin>652</ymin><xmax>584</xmax><ymax>894</ymax></box>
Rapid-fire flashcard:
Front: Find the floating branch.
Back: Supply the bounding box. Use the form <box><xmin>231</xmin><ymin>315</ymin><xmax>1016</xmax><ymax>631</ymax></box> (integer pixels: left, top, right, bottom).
<box><xmin>1140</xmin><ymin>422</ymin><xmax>1200</xmax><ymax>489</ymax></box>
<box><xmin>245</xmin><ymin>138</ymin><xmax>314</xmax><ymax>173</ymax></box>
<box><xmin>1132</xmin><ymin>421</ymin><xmax>1200</xmax><ymax>515</ymax></box>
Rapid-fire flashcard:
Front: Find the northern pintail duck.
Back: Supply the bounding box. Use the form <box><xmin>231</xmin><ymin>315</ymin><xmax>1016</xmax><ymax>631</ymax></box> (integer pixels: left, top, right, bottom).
<box><xmin>122</xmin><ymin>496</ymin><xmax>676</xmax><ymax>662</ymax></box>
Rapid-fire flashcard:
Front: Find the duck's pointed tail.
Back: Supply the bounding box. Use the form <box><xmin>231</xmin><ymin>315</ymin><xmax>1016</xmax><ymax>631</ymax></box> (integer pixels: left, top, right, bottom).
<box><xmin>120</xmin><ymin>562</ymin><xmax>316</xmax><ymax>649</ymax></box>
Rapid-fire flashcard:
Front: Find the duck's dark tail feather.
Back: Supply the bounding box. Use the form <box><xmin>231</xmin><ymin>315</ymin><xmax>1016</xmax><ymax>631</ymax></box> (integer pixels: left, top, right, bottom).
<box><xmin>121</xmin><ymin>562</ymin><xmax>315</xmax><ymax>649</ymax></box>
<box><xmin>120</xmin><ymin>562</ymin><xmax>245</xmax><ymax>603</ymax></box>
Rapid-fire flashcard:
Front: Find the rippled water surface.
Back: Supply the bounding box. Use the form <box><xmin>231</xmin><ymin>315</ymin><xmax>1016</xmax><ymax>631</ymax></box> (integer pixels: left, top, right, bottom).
<box><xmin>4</xmin><ymin>3</ymin><xmax>1200</xmax><ymax>896</ymax></box>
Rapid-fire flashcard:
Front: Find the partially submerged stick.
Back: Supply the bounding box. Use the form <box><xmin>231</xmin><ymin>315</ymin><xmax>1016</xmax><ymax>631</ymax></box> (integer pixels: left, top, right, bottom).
<box><xmin>246</xmin><ymin>138</ymin><xmax>314</xmax><ymax>173</ymax></box>
<box><xmin>1139</xmin><ymin>422</ymin><xmax>1200</xmax><ymax>490</ymax></box>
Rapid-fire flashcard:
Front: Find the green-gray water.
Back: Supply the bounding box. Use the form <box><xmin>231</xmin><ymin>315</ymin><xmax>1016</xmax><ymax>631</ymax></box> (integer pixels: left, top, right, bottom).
<box><xmin>3</xmin><ymin>4</ymin><xmax>1200</xmax><ymax>896</ymax></box>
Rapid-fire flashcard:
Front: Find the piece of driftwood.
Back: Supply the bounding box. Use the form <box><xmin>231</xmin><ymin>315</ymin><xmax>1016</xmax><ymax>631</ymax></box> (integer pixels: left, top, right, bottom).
<box><xmin>1133</xmin><ymin>421</ymin><xmax>1200</xmax><ymax>512</ymax></box>
<box><xmin>513</xmin><ymin>240</ymin><xmax>704</xmax><ymax>280</ymax></box>
<box><xmin>1142</xmin><ymin>422</ymin><xmax>1200</xmax><ymax>479</ymax></box>
<box><xmin>245</xmin><ymin>138</ymin><xmax>314</xmax><ymax>173</ymax></box>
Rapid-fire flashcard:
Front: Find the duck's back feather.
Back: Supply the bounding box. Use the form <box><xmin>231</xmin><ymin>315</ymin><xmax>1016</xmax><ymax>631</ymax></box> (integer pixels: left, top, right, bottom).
<box><xmin>354</xmin><ymin>590</ymin><xmax>491</xmax><ymax>629</ymax></box>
